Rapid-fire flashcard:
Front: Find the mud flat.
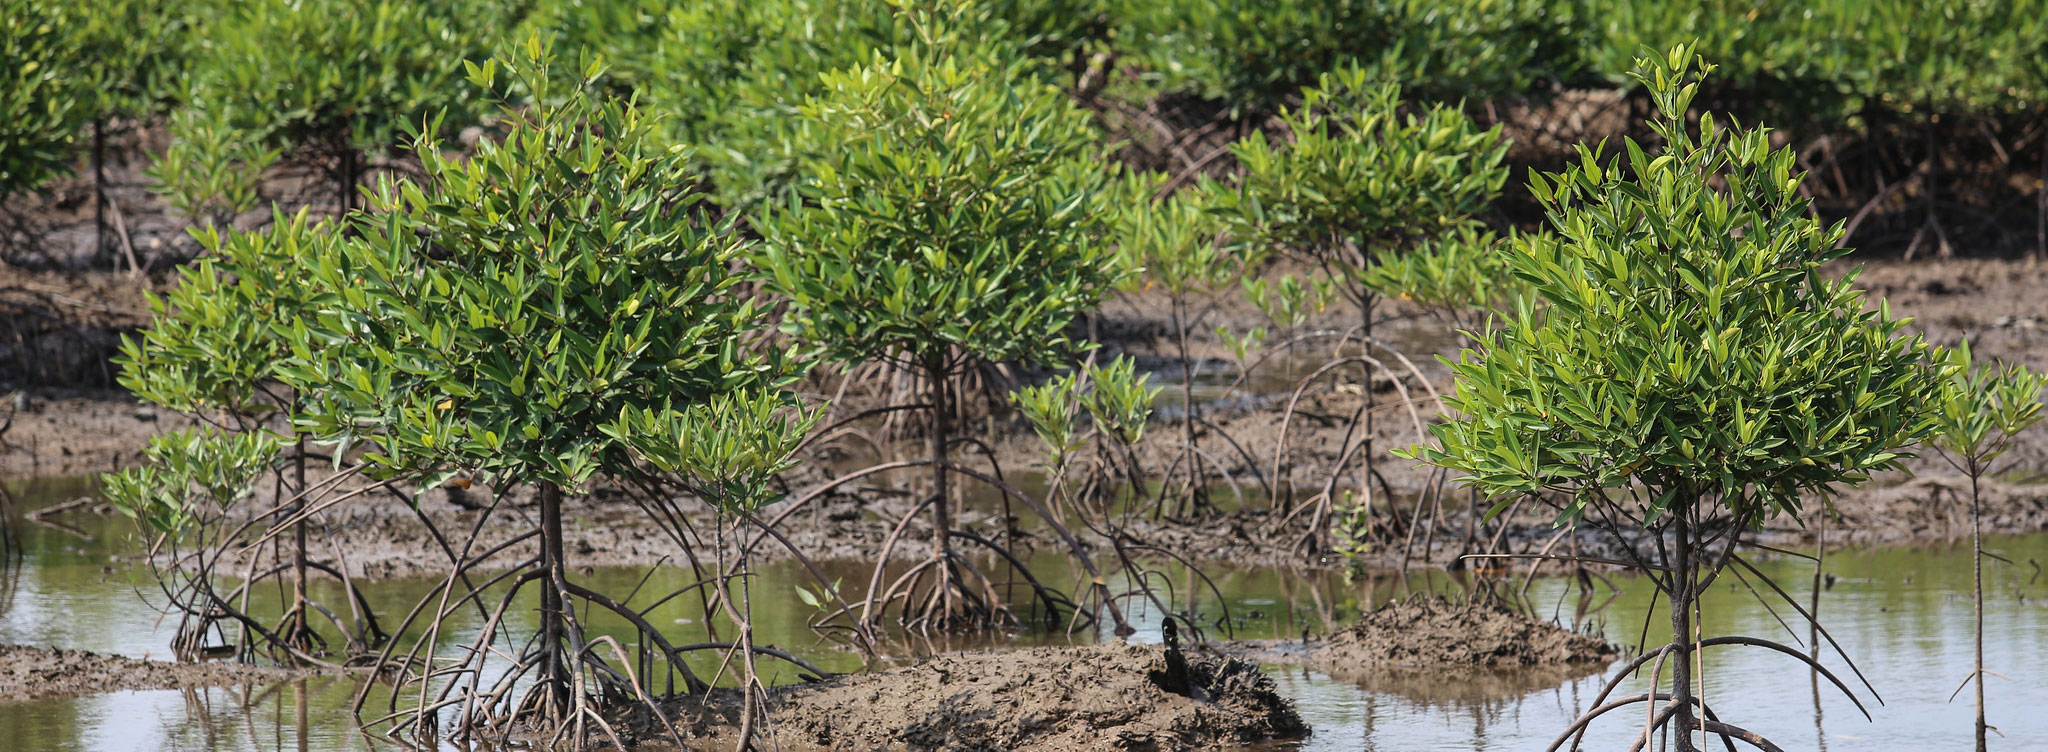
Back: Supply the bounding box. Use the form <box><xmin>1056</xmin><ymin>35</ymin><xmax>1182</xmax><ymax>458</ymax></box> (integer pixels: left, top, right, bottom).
<box><xmin>677</xmin><ymin>643</ymin><xmax>1308</xmax><ymax>752</ymax></box>
<box><xmin>1236</xmin><ymin>597</ymin><xmax>1617</xmax><ymax>701</ymax></box>
<box><xmin>0</xmin><ymin>645</ymin><xmax>331</xmax><ymax>704</ymax></box>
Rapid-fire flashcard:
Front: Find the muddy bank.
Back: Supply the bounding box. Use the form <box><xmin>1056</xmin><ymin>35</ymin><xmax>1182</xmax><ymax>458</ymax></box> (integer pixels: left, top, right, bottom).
<box><xmin>676</xmin><ymin>643</ymin><xmax>1307</xmax><ymax>752</ymax></box>
<box><xmin>1316</xmin><ymin>597</ymin><xmax>1613</xmax><ymax>668</ymax></box>
<box><xmin>1233</xmin><ymin>597</ymin><xmax>1616</xmax><ymax>702</ymax></box>
<box><xmin>0</xmin><ymin>645</ymin><xmax>329</xmax><ymax>704</ymax></box>
<box><xmin>1239</xmin><ymin>597</ymin><xmax>1613</xmax><ymax>670</ymax></box>
<box><xmin>1811</xmin><ymin>475</ymin><xmax>2048</xmax><ymax>548</ymax></box>
<box><xmin>0</xmin><ymin>387</ymin><xmax>186</xmax><ymax>481</ymax></box>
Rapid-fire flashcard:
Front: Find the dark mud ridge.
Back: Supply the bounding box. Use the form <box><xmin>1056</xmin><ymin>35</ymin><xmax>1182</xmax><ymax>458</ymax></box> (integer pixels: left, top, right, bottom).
<box><xmin>0</xmin><ymin>645</ymin><xmax>325</xmax><ymax>704</ymax></box>
<box><xmin>1237</xmin><ymin>597</ymin><xmax>1618</xmax><ymax>701</ymax></box>
<box><xmin>1318</xmin><ymin>597</ymin><xmax>1616</xmax><ymax>668</ymax></box>
<box><xmin>682</xmin><ymin>643</ymin><xmax>1307</xmax><ymax>752</ymax></box>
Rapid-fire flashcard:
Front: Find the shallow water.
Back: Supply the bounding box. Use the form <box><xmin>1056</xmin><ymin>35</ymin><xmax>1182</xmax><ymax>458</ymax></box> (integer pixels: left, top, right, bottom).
<box><xmin>1260</xmin><ymin>532</ymin><xmax>2048</xmax><ymax>750</ymax></box>
<box><xmin>4</xmin><ymin>476</ymin><xmax>2044</xmax><ymax>750</ymax></box>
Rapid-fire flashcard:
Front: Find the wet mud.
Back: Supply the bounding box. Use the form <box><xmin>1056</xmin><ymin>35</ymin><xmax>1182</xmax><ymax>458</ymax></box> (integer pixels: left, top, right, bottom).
<box><xmin>678</xmin><ymin>643</ymin><xmax>1308</xmax><ymax>752</ymax></box>
<box><xmin>0</xmin><ymin>645</ymin><xmax>332</xmax><ymax>704</ymax></box>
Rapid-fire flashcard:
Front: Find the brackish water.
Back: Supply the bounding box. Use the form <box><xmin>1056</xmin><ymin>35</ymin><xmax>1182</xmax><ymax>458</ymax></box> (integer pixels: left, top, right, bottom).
<box><xmin>3</xmin><ymin>476</ymin><xmax>2044</xmax><ymax>750</ymax></box>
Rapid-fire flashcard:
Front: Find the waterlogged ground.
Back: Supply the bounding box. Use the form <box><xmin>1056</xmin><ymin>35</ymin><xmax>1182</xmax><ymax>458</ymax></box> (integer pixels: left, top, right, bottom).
<box><xmin>4</xmin><ymin>477</ymin><xmax>2046</xmax><ymax>750</ymax></box>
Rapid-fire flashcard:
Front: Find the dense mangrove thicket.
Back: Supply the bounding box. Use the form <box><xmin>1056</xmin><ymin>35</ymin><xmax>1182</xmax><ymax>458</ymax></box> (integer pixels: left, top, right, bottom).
<box><xmin>2</xmin><ymin>1</ymin><xmax>2047</xmax><ymax>750</ymax></box>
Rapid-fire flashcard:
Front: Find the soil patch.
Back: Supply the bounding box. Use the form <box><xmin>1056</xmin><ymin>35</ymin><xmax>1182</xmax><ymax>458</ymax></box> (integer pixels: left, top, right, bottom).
<box><xmin>1</xmin><ymin>387</ymin><xmax>186</xmax><ymax>481</ymax></box>
<box><xmin>0</xmin><ymin>645</ymin><xmax>326</xmax><ymax>704</ymax></box>
<box><xmin>1238</xmin><ymin>596</ymin><xmax>1614</xmax><ymax>671</ymax></box>
<box><xmin>1314</xmin><ymin>597</ymin><xmax>1615</xmax><ymax>668</ymax></box>
<box><xmin>689</xmin><ymin>643</ymin><xmax>1308</xmax><ymax>752</ymax></box>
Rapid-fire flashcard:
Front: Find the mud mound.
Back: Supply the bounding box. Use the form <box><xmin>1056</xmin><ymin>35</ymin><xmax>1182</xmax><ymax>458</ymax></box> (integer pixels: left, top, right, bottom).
<box><xmin>738</xmin><ymin>643</ymin><xmax>1306</xmax><ymax>752</ymax></box>
<box><xmin>0</xmin><ymin>645</ymin><xmax>313</xmax><ymax>704</ymax></box>
<box><xmin>1317</xmin><ymin>597</ymin><xmax>1615</xmax><ymax>669</ymax></box>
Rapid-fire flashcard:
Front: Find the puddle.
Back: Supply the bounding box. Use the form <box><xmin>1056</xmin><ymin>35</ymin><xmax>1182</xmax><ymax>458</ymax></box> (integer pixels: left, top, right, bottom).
<box><xmin>5</xmin><ymin>477</ymin><xmax>2045</xmax><ymax>750</ymax></box>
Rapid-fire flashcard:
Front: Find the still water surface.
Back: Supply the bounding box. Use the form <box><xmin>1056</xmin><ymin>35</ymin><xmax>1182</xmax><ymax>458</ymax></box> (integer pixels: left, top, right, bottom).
<box><xmin>4</xmin><ymin>476</ymin><xmax>2044</xmax><ymax>750</ymax></box>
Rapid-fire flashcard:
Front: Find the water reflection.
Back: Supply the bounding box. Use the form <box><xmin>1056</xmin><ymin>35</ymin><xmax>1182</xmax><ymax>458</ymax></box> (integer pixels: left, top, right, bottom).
<box><xmin>5</xmin><ymin>477</ymin><xmax>2046</xmax><ymax>751</ymax></box>
<box><xmin>1261</xmin><ymin>535</ymin><xmax>2048</xmax><ymax>751</ymax></box>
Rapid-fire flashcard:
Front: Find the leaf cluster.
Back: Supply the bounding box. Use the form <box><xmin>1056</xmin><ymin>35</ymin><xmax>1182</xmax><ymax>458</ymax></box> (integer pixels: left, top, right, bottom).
<box><xmin>0</xmin><ymin>0</ymin><xmax>82</xmax><ymax>197</ymax></box>
<box><xmin>758</xmin><ymin>26</ymin><xmax>1127</xmax><ymax>376</ymax></box>
<box><xmin>1012</xmin><ymin>355</ymin><xmax>1161</xmax><ymax>466</ymax></box>
<box><xmin>1117</xmin><ymin>0</ymin><xmax>1588</xmax><ymax>115</ymax></box>
<box><xmin>103</xmin><ymin>429</ymin><xmax>283</xmax><ymax>538</ymax></box>
<box><xmin>1210</xmin><ymin>68</ymin><xmax>1509</xmax><ymax>277</ymax></box>
<box><xmin>1111</xmin><ymin>173</ymin><xmax>1237</xmax><ymax>299</ymax></box>
<box><xmin>283</xmin><ymin>40</ymin><xmax>799</xmax><ymax>492</ymax></box>
<box><xmin>1354</xmin><ymin>226</ymin><xmax>1531</xmax><ymax>313</ymax></box>
<box><xmin>1410</xmin><ymin>47</ymin><xmax>1947</xmax><ymax>527</ymax></box>
<box><xmin>1930</xmin><ymin>340</ymin><xmax>2048</xmax><ymax>468</ymax></box>
<box><xmin>608</xmin><ymin>391</ymin><xmax>820</xmax><ymax>514</ymax></box>
<box><xmin>172</xmin><ymin>0</ymin><xmax>523</xmax><ymax>162</ymax></box>
<box><xmin>545</xmin><ymin>0</ymin><xmax>914</xmax><ymax>211</ymax></box>
<box><xmin>117</xmin><ymin>209</ymin><xmax>337</xmax><ymax>417</ymax></box>
<box><xmin>1595</xmin><ymin>0</ymin><xmax>2048</xmax><ymax>131</ymax></box>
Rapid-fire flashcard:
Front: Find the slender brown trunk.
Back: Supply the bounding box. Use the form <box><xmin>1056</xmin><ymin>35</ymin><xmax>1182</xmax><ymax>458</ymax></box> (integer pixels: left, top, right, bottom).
<box><xmin>337</xmin><ymin>118</ymin><xmax>358</xmax><ymax>219</ymax></box>
<box><xmin>1670</xmin><ymin>506</ymin><xmax>1700</xmax><ymax>752</ymax></box>
<box><xmin>927</xmin><ymin>358</ymin><xmax>954</xmax><ymax>614</ymax></box>
<box><xmin>1811</xmin><ymin>510</ymin><xmax>1828</xmax><ymax>749</ymax></box>
<box><xmin>1358</xmin><ymin>290</ymin><xmax>1376</xmax><ymax>545</ymax></box>
<box><xmin>290</xmin><ymin>436</ymin><xmax>310</xmax><ymax>644</ymax></box>
<box><xmin>1174</xmin><ymin>296</ymin><xmax>1201</xmax><ymax>514</ymax></box>
<box><xmin>538</xmin><ymin>480</ymin><xmax>570</xmax><ymax>708</ymax></box>
<box><xmin>1972</xmin><ymin>466</ymin><xmax>1987</xmax><ymax>752</ymax></box>
<box><xmin>93</xmin><ymin>120</ymin><xmax>106</xmax><ymax>265</ymax></box>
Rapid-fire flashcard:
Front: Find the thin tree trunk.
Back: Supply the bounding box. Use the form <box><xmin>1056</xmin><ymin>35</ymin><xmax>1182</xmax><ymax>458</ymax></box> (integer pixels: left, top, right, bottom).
<box><xmin>1670</xmin><ymin>506</ymin><xmax>1700</xmax><ymax>752</ymax></box>
<box><xmin>538</xmin><ymin>480</ymin><xmax>570</xmax><ymax>709</ymax></box>
<box><xmin>1174</xmin><ymin>296</ymin><xmax>1203</xmax><ymax>514</ymax></box>
<box><xmin>290</xmin><ymin>435</ymin><xmax>310</xmax><ymax>646</ymax></box>
<box><xmin>93</xmin><ymin>120</ymin><xmax>106</xmax><ymax>266</ymax></box>
<box><xmin>341</xmin><ymin>147</ymin><xmax>356</xmax><ymax>217</ymax></box>
<box><xmin>1811</xmin><ymin>509</ymin><xmax>1826</xmax><ymax>662</ymax></box>
<box><xmin>1358</xmin><ymin>290</ymin><xmax>1377</xmax><ymax>547</ymax></box>
<box><xmin>1810</xmin><ymin>508</ymin><xmax>1827</xmax><ymax>745</ymax></box>
<box><xmin>337</xmin><ymin>118</ymin><xmax>358</xmax><ymax>219</ymax></box>
<box><xmin>927</xmin><ymin>357</ymin><xmax>954</xmax><ymax>621</ymax></box>
<box><xmin>1972</xmin><ymin>465</ymin><xmax>1987</xmax><ymax>752</ymax></box>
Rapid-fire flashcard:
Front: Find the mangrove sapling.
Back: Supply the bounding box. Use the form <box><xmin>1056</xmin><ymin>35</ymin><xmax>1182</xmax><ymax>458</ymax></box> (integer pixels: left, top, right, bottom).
<box><xmin>1209</xmin><ymin>66</ymin><xmax>1507</xmax><ymax>555</ymax></box>
<box><xmin>1214</xmin><ymin>273</ymin><xmax>1337</xmax><ymax>403</ymax></box>
<box><xmin>1014</xmin><ymin>356</ymin><xmax>1235</xmax><ymax>639</ymax></box>
<box><xmin>1928</xmin><ymin>341</ymin><xmax>2047</xmax><ymax>751</ymax></box>
<box><xmin>168</xmin><ymin>0</ymin><xmax>518</xmax><ymax>220</ymax></box>
<box><xmin>282</xmin><ymin>40</ymin><xmax>807</xmax><ymax>744</ymax></box>
<box><xmin>1112</xmin><ymin>171</ymin><xmax>1245</xmax><ymax>517</ymax></box>
<box><xmin>1406</xmin><ymin>47</ymin><xmax>1948</xmax><ymax>752</ymax></box>
<box><xmin>1352</xmin><ymin>227</ymin><xmax>1530</xmax><ymax>568</ymax></box>
<box><xmin>110</xmin><ymin>210</ymin><xmax>379</xmax><ymax>660</ymax></box>
<box><xmin>615</xmin><ymin>391</ymin><xmax>824</xmax><ymax>749</ymax></box>
<box><xmin>758</xmin><ymin>11</ymin><xmax>1127</xmax><ymax>633</ymax></box>
<box><xmin>102</xmin><ymin>429</ymin><xmax>329</xmax><ymax>662</ymax></box>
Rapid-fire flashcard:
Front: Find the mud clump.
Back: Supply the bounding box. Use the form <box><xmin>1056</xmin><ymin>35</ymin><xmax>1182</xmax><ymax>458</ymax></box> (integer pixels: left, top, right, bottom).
<box><xmin>721</xmin><ymin>643</ymin><xmax>1307</xmax><ymax>751</ymax></box>
<box><xmin>0</xmin><ymin>645</ymin><xmax>316</xmax><ymax>704</ymax></box>
<box><xmin>1315</xmin><ymin>597</ymin><xmax>1616</xmax><ymax>669</ymax></box>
